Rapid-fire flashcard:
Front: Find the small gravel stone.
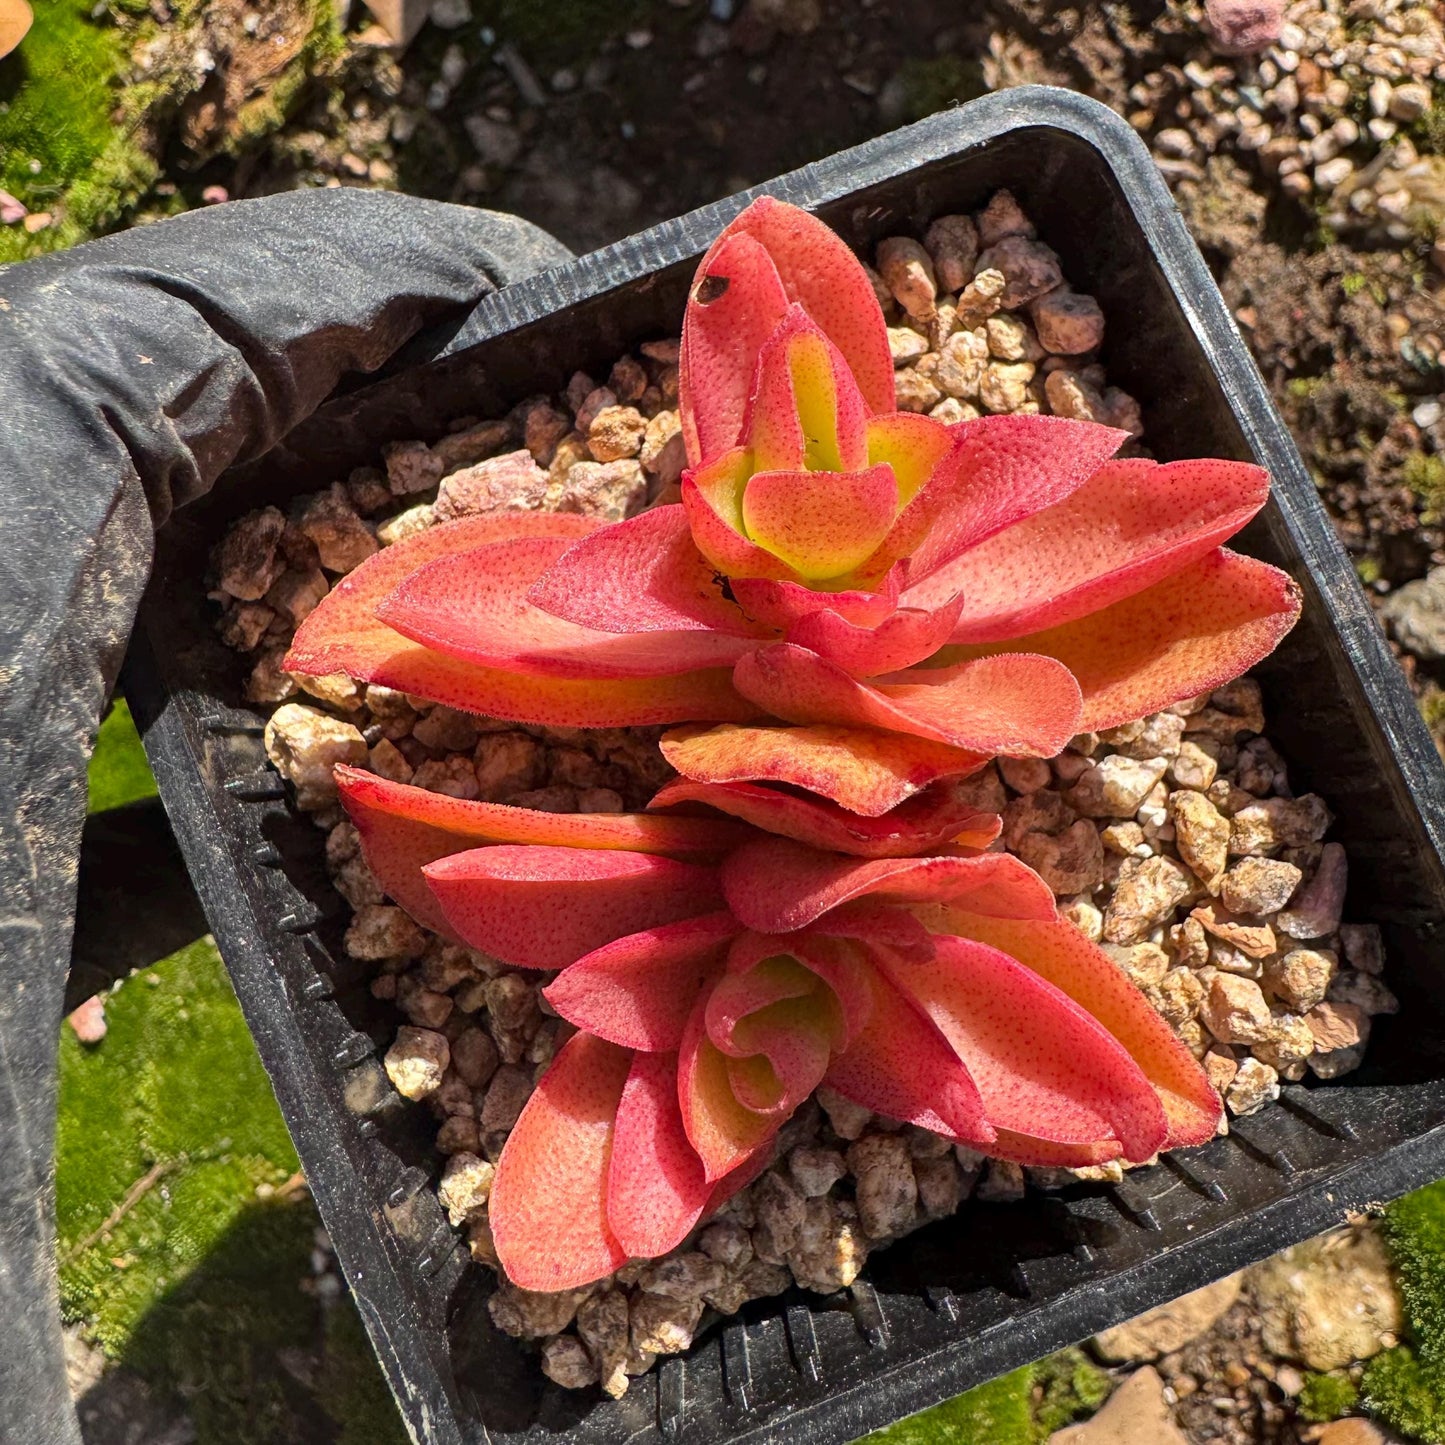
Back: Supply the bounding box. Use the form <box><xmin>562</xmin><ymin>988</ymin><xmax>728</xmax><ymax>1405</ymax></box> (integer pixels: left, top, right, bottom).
<box><xmin>875</xmin><ymin>237</ymin><xmax>937</xmax><ymax>321</ymax></box>
<box><xmin>923</xmin><ymin>214</ymin><xmax>979</xmax><ymax>292</ymax></box>
<box><xmin>847</xmin><ymin>1135</ymin><xmax>918</xmax><ymax>1239</ymax></box>
<box><xmin>978</xmin><ymin>359</ymin><xmax>1036</xmax><ymax>413</ymax></box>
<box><xmin>384</xmin><ymin>1026</ymin><xmax>450</xmax><ymax>1101</ymax></box>
<box><xmin>578</xmin><ymin>1290</ymin><xmax>630</xmax><ymax>1398</ymax></box>
<box><xmin>954</xmin><ymin>268</ymin><xmax>1007</xmax><ymax>327</ymax></box>
<box><xmin>264</xmin><ymin>704</ymin><xmax>367</xmax><ymax>810</ymax></box>
<box><xmin>556</xmin><ymin>459</ymin><xmax>648</xmax><ymax>520</ymax></box>
<box><xmin>216</xmin><ymin>506</ymin><xmax>286</xmax><ymax>600</ymax></box>
<box><xmin>1149</xmin><ymin>967</ymin><xmax>1205</xmax><ymax>1027</ymax></box>
<box><xmin>1221</xmin><ymin>857</ymin><xmax>1302</xmax><ymax>915</ymax></box>
<box><xmin>788</xmin><ymin>1144</ymin><xmax>848</xmax><ymax>1198</ymax></box>
<box><xmin>1104</xmin><ymin>855</ymin><xmax>1193</xmax><ymax>944</ymax></box>
<box><xmin>377</xmin><ymin>504</ymin><xmax>436</xmax><ymax>546</ymax></box>
<box><xmin>383</xmin><ymin>438</ymin><xmax>443</xmax><ymax>495</ymax></box>
<box><xmin>541</xmin><ymin>1336</ymin><xmax>597</xmax><ymax>1390</ymax></box>
<box><xmin>975</xmin><ymin>189</ymin><xmax>1035</xmax><ymax>247</ymax></box>
<box><xmin>1017</xmin><ymin>818</ymin><xmax>1105</xmax><ymax>895</ymax></box>
<box><xmin>1265</xmin><ymin>948</ymin><xmax>1337</xmax><ymax>1013</ymax></box>
<box><xmin>1191</xmin><ymin>899</ymin><xmax>1277</xmax><ymax>960</ymax></box>
<box><xmin>1230</xmin><ymin>795</ymin><xmax>1333</xmax><ymax>855</ymax></box>
<box><xmin>1201</xmin><ymin>974</ymin><xmax>1275</xmax><ymax>1046</ymax></box>
<box><xmin>1171</xmin><ymin>790</ymin><xmax>1231</xmax><ymax>892</ymax></box>
<box><xmin>787</xmin><ymin>1196</ymin><xmax>868</xmax><ymax>1292</ymax></box>
<box><xmin>1169</xmin><ymin>741</ymin><xmax>1219</xmax><ymax>790</ymax></box>
<box><xmin>490</xmin><ymin>1284</ymin><xmax>583</xmax><ymax>1338</ymax></box>
<box><xmin>1278</xmin><ymin>842</ymin><xmax>1348</xmax><ymax>939</ymax></box>
<box><xmin>480</xmin><ymin>1064</ymin><xmax>533</xmax><ymax>1138</ymax></box>
<box><xmin>347</xmin><ymin>904</ymin><xmax>428</xmax><ymax>962</ymax></box>
<box><xmin>1226</xmin><ymin>1057</ymin><xmax>1280</xmax><ymax>1115</ymax></box>
<box><xmin>974</xmin><ymin>237</ymin><xmax>1063</xmax><ymax>307</ymax></box>
<box><xmin>1340</xmin><ymin>923</ymin><xmax>1385</xmax><ymax>976</ymax></box>
<box><xmin>295</xmin><ymin>484</ymin><xmax>378</xmax><ymax>573</ymax></box>
<box><xmin>1069</xmin><ymin>755</ymin><xmax>1169</xmax><ymax>817</ymax></box>
<box><xmin>435</xmin><ymin>449</ymin><xmax>549</xmax><ymax>521</ymax></box>
<box><xmin>1031</xmin><ymin>289</ymin><xmax>1106</xmax><ymax>354</ymax></box>
<box><xmin>437</xmin><ymin>1152</ymin><xmax>495</xmax><ymax>1225</ymax></box>
<box><xmin>630</xmin><ymin>1292</ymin><xmax>702</xmax><ymax>1356</ymax></box>
<box><xmin>587</xmin><ymin>405</ymin><xmax>647</xmax><ymax>462</ymax></box>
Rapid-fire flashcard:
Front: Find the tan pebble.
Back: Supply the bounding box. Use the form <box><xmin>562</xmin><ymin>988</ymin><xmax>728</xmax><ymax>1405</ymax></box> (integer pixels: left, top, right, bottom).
<box><xmin>1171</xmin><ymin>790</ymin><xmax>1231</xmax><ymax>892</ymax></box>
<box><xmin>923</xmin><ymin>213</ymin><xmax>979</xmax><ymax>292</ymax></box>
<box><xmin>875</xmin><ymin>236</ymin><xmax>938</xmax><ymax>322</ymax></box>
<box><xmin>1263</xmin><ymin>948</ymin><xmax>1336</xmax><ymax>1013</ymax></box>
<box><xmin>1192</xmin><ymin>899</ymin><xmax>1277</xmax><ymax>960</ymax></box>
<box><xmin>1200</xmin><ymin>974</ymin><xmax>1274</xmax><ymax>1045</ymax></box>
<box><xmin>383</xmin><ymin>1026</ymin><xmax>449</xmax><ymax>1100</ymax></box>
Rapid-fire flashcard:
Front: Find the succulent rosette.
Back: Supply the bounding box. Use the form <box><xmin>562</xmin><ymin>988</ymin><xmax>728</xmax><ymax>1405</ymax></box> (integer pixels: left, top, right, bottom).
<box><xmin>288</xmin><ymin>197</ymin><xmax>1299</xmax><ymax>825</ymax></box>
<box><xmin>337</xmin><ymin>766</ymin><xmax>1220</xmax><ymax>1292</ymax></box>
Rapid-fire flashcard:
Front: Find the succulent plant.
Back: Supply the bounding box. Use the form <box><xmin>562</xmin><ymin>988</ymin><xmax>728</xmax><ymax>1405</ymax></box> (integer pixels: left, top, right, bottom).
<box><xmin>339</xmin><ymin>767</ymin><xmax>1220</xmax><ymax>1291</ymax></box>
<box><xmin>282</xmin><ymin>196</ymin><xmax>1311</xmax><ymax>1291</ymax></box>
<box><xmin>289</xmin><ymin>197</ymin><xmax>1298</xmax><ymax>817</ymax></box>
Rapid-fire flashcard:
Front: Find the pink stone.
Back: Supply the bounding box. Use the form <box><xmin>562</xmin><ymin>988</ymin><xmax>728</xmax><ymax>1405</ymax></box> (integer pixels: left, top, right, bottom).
<box><xmin>67</xmin><ymin>995</ymin><xmax>107</xmax><ymax>1045</ymax></box>
<box><xmin>1203</xmin><ymin>0</ymin><xmax>1284</xmax><ymax>55</ymax></box>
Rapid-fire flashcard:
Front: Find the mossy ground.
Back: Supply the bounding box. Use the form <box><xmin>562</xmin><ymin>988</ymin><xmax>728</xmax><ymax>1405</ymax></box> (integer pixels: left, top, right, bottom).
<box><xmin>863</xmin><ymin>1348</ymin><xmax>1111</xmax><ymax>1444</ymax></box>
<box><xmin>63</xmin><ymin>701</ymin><xmax>406</xmax><ymax>1443</ymax></box>
<box><xmin>1364</xmin><ymin>1180</ymin><xmax>1445</xmax><ymax>1441</ymax></box>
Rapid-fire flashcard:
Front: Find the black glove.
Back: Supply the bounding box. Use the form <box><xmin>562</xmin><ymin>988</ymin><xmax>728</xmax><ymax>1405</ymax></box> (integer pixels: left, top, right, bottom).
<box><xmin>0</xmin><ymin>188</ymin><xmax>572</xmax><ymax>1443</ymax></box>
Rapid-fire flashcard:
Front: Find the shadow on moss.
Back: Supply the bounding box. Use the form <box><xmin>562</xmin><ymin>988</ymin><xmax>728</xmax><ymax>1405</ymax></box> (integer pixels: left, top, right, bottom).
<box><xmin>58</xmin><ymin>939</ymin><xmax>405</xmax><ymax>1444</ymax></box>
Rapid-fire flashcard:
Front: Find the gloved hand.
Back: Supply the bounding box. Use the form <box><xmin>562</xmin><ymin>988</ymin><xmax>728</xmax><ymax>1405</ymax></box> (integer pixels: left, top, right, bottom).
<box><xmin>0</xmin><ymin>188</ymin><xmax>572</xmax><ymax>1443</ymax></box>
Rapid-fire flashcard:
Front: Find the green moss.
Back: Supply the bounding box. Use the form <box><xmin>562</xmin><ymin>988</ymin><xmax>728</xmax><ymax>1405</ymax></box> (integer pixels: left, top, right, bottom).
<box><xmin>0</xmin><ymin>0</ymin><xmax>150</xmax><ymax>261</ymax></box>
<box><xmin>1403</xmin><ymin>451</ymin><xmax>1445</xmax><ymax>523</ymax></box>
<box><xmin>223</xmin><ymin>1</ymin><xmax>346</xmax><ymax>154</ymax></box>
<box><xmin>1360</xmin><ymin>1179</ymin><xmax>1445</xmax><ymax>1441</ymax></box>
<box><xmin>864</xmin><ymin>1367</ymin><xmax>1038</xmax><ymax>1444</ymax></box>
<box><xmin>1341</xmin><ymin>272</ymin><xmax>1369</xmax><ymax>297</ymax></box>
<box><xmin>1298</xmin><ymin>1371</ymin><xmax>1361</xmax><ymax>1423</ymax></box>
<box><xmin>1033</xmin><ymin>1347</ymin><xmax>1113</xmax><ymax>1436</ymax></box>
<box><xmin>887</xmin><ymin>54</ymin><xmax>988</xmax><ymax>125</ymax></box>
<box><xmin>87</xmin><ymin>697</ymin><xmax>158</xmax><ymax>814</ymax></box>
<box><xmin>1355</xmin><ymin>555</ymin><xmax>1383</xmax><ymax>587</ymax></box>
<box><xmin>57</xmin><ymin>938</ymin><xmax>406</xmax><ymax>1441</ymax></box>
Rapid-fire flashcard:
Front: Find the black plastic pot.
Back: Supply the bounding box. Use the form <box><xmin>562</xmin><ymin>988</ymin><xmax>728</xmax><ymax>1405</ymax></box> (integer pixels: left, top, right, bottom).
<box><xmin>125</xmin><ymin>87</ymin><xmax>1445</xmax><ymax>1445</ymax></box>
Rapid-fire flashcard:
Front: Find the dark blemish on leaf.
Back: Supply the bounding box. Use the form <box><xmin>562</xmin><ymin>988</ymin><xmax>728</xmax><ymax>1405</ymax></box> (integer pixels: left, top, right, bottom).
<box><xmin>714</xmin><ymin>572</ymin><xmax>737</xmax><ymax>605</ymax></box>
<box><xmin>693</xmin><ymin>274</ymin><xmax>730</xmax><ymax>305</ymax></box>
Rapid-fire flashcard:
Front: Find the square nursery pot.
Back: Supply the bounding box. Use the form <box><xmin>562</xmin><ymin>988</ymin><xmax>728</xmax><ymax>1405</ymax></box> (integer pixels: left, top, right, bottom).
<box><xmin>125</xmin><ymin>87</ymin><xmax>1445</xmax><ymax>1445</ymax></box>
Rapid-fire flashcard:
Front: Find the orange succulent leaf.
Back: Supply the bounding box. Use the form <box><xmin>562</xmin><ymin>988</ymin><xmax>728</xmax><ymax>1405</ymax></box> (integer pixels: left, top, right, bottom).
<box><xmin>740</xmin><ymin>464</ymin><xmax>900</xmax><ymax>583</ymax></box>
<box><xmin>679</xmin><ymin>995</ymin><xmax>783</xmax><ymax>1181</ymax></box>
<box><xmin>647</xmin><ymin>776</ymin><xmax>999</xmax><ymax>858</ymax></box>
<box><xmin>881</xmin><ymin>935</ymin><xmax>1167</xmax><ymax>1161</ymax></box>
<box><xmin>543</xmin><ymin>912</ymin><xmax>738</xmax><ymax>1051</ymax></box>
<box><xmin>285</xmin><ymin>513</ymin><xmax>756</xmax><ymax>726</ymax></box>
<box><xmin>335</xmin><ymin>765</ymin><xmax>749</xmax><ymax>937</ymax></box>
<box><xmin>864</xmin><ymin>412</ymin><xmax>955</xmax><ymax>508</ymax></box>
<box><xmin>719</xmin><ymin>836</ymin><xmax>1057</xmax><ymax>934</ymax></box>
<box><xmin>607</xmin><ymin>1050</ymin><xmax>714</xmax><ymax>1260</ymax></box>
<box><xmin>912</xmin><ymin>457</ymin><xmax>1273</xmax><ymax>643</ymax></box>
<box><xmin>660</xmin><ymin>722</ymin><xmax>985</xmax><ymax>816</ymax></box>
<box><xmin>733</xmin><ymin>643</ymin><xmax>1083</xmax><ymax>756</ymax></box>
<box><xmin>681</xmin><ymin>197</ymin><xmax>894</xmax><ymax>467</ymax></box>
<box><xmin>422</xmin><ymin>845</ymin><xmax>726</xmax><ymax>969</ymax></box>
<box><xmin>490</xmin><ymin>1031</ymin><xmax>631</xmax><ymax>1292</ymax></box>
<box><xmin>947</xmin><ymin>911</ymin><xmax>1222</xmax><ymax>1147</ymax></box>
<box><xmin>934</xmin><ymin>548</ymin><xmax>1302</xmax><ymax>733</ymax></box>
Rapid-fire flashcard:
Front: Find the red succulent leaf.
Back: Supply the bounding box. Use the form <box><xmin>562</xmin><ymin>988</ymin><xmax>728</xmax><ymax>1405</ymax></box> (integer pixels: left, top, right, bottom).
<box><xmin>379</xmin><ymin>533</ymin><xmax>759</xmax><ymax>677</ymax></box>
<box><xmin>660</xmin><ymin>722</ymin><xmax>985</xmax><ymax>816</ymax></box>
<box><xmin>286</xmin><ymin>513</ymin><xmax>755</xmax><ymax>726</ymax></box>
<box><xmin>335</xmin><ymin>764</ymin><xmax>749</xmax><ymax>937</ymax></box>
<box><xmin>607</xmin><ymin>1050</ymin><xmax>714</xmax><ymax>1260</ymax></box>
<box><xmin>784</xmin><ymin>592</ymin><xmax>966</xmax><ymax>676</ymax></box>
<box><xmin>948</xmin><ymin>912</ymin><xmax>1221</xmax><ymax>1147</ymax></box>
<box><xmin>680</xmin><ymin>229</ymin><xmax>792</xmax><ymax>465</ymax></box>
<box><xmin>647</xmin><ymin>775</ymin><xmax>1000</xmax><ymax>857</ymax></box>
<box><xmin>681</xmin><ymin>197</ymin><xmax>894</xmax><ymax>466</ymax></box>
<box><xmin>423</xmin><ymin>845</ymin><xmax>725</xmax><ymax>969</ymax></box>
<box><xmin>881</xmin><ymin>935</ymin><xmax>1167</xmax><ymax>1160</ymax></box>
<box><xmin>743</xmin><ymin>305</ymin><xmax>871</xmax><ymax>474</ymax></box>
<box><xmin>910</xmin><ymin>457</ymin><xmax>1273</xmax><ymax>643</ymax></box>
<box><xmin>820</xmin><ymin>948</ymin><xmax>993</xmax><ymax>1144</ymax></box>
<box><xmin>875</xmin><ymin>415</ymin><xmax>1128</xmax><ymax>582</ymax></box>
<box><xmin>934</xmin><ymin>548</ymin><xmax>1302</xmax><ymax>733</ymax></box>
<box><xmin>733</xmin><ymin>643</ymin><xmax>1082</xmax><ymax>755</ymax></box>
<box><xmin>525</xmin><ymin>505</ymin><xmax>772</xmax><ymax>639</ymax></box>
<box><xmin>730</xmin><ymin>564</ymin><xmax>906</xmax><ymax>632</ymax></box>
<box><xmin>490</xmin><ymin>1031</ymin><xmax>630</xmax><ymax>1292</ymax></box>
<box><xmin>719</xmin><ymin>835</ymin><xmax>1056</xmax><ymax>934</ymax></box>
<box><xmin>544</xmin><ymin>912</ymin><xmax>739</xmax><ymax>1051</ymax></box>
